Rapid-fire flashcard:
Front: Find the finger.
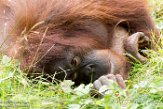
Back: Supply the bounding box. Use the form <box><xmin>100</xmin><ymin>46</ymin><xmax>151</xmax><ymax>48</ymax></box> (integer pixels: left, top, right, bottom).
<box><xmin>106</xmin><ymin>74</ymin><xmax>116</xmax><ymax>81</ymax></box>
<box><xmin>98</xmin><ymin>76</ymin><xmax>111</xmax><ymax>86</ymax></box>
<box><xmin>93</xmin><ymin>79</ymin><xmax>102</xmax><ymax>90</ymax></box>
<box><xmin>115</xmin><ymin>74</ymin><xmax>126</xmax><ymax>89</ymax></box>
<box><xmin>137</xmin><ymin>32</ymin><xmax>145</xmax><ymax>37</ymax></box>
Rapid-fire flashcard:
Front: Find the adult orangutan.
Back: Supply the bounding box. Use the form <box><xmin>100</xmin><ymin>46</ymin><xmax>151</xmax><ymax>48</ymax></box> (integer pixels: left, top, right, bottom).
<box><xmin>0</xmin><ymin>0</ymin><xmax>159</xmax><ymax>91</ymax></box>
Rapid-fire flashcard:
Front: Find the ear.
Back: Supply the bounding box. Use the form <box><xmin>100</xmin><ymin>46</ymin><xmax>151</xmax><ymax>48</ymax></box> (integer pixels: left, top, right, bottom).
<box><xmin>111</xmin><ymin>21</ymin><xmax>130</xmax><ymax>55</ymax></box>
<box><xmin>114</xmin><ymin>20</ymin><xmax>130</xmax><ymax>33</ymax></box>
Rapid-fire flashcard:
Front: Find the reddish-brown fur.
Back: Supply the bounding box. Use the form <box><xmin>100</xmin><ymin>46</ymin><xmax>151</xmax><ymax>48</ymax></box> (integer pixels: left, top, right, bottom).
<box><xmin>0</xmin><ymin>0</ymin><xmax>158</xmax><ymax>83</ymax></box>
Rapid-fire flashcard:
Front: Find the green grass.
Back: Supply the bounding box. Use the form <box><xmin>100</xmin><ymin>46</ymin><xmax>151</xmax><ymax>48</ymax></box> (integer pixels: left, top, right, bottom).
<box><xmin>0</xmin><ymin>1</ymin><xmax>163</xmax><ymax>109</ymax></box>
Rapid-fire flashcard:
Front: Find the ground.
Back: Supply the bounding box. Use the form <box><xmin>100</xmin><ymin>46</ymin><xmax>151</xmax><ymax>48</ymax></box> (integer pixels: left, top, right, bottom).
<box><xmin>0</xmin><ymin>0</ymin><xmax>163</xmax><ymax>109</ymax></box>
